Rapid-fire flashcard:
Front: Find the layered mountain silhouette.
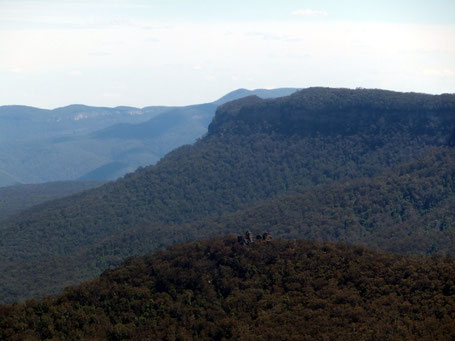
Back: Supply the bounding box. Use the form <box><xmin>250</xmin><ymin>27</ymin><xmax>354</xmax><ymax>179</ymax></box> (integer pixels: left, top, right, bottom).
<box><xmin>0</xmin><ymin>87</ymin><xmax>454</xmax><ymax>303</ymax></box>
<box><xmin>0</xmin><ymin>88</ymin><xmax>299</xmax><ymax>186</ymax></box>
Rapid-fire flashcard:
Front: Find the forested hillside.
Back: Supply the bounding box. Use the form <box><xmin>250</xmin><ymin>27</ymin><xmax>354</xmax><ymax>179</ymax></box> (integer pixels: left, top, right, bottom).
<box><xmin>1</xmin><ymin>237</ymin><xmax>454</xmax><ymax>340</ymax></box>
<box><xmin>0</xmin><ymin>88</ymin><xmax>454</xmax><ymax>303</ymax></box>
<box><xmin>0</xmin><ymin>181</ymin><xmax>103</xmax><ymax>218</ymax></box>
<box><xmin>178</xmin><ymin>147</ymin><xmax>455</xmax><ymax>254</ymax></box>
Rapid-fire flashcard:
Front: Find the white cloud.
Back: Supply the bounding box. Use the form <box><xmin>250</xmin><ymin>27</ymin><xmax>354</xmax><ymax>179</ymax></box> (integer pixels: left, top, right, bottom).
<box><xmin>9</xmin><ymin>67</ymin><xmax>23</xmax><ymax>73</ymax></box>
<box><xmin>291</xmin><ymin>9</ymin><xmax>328</xmax><ymax>17</ymax></box>
<box><xmin>424</xmin><ymin>68</ymin><xmax>455</xmax><ymax>77</ymax></box>
<box><xmin>68</xmin><ymin>70</ymin><xmax>82</xmax><ymax>76</ymax></box>
<box><xmin>88</xmin><ymin>51</ymin><xmax>111</xmax><ymax>57</ymax></box>
<box><xmin>0</xmin><ymin>18</ymin><xmax>454</xmax><ymax>107</ymax></box>
<box><xmin>102</xmin><ymin>91</ymin><xmax>122</xmax><ymax>99</ymax></box>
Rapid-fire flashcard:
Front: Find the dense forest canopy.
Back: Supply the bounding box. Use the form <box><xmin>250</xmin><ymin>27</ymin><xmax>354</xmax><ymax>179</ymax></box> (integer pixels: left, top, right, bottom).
<box><xmin>0</xmin><ymin>87</ymin><xmax>454</xmax><ymax>304</ymax></box>
<box><xmin>1</xmin><ymin>236</ymin><xmax>454</xmax><ymax>340</ymax></box>
<box><xmin>0</xmin><ymin>181</ymin><xmax>103</xmax><ymax>219</ymax></box>
<box><xmin>210</xmin><ymin>88</ymin><xmax>455</xmax><ymax>140</ymax></box>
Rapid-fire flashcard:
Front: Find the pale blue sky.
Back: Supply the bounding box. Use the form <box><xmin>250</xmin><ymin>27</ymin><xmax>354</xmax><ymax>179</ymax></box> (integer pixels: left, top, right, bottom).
<box><xmin>0</xmin><ymin>0</ymin><xmax>454</xmax><ymax>108</ymax></box>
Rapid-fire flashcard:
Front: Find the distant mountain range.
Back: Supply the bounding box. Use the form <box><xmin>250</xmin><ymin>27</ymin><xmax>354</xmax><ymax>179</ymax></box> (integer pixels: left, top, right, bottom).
<box><xmin>0</xmin><ymin>88</ymin><xmax>299</xmax><ymax>186</ymax></box>
<box><xmin>0</xmin><ymin>87</ymin><xmax>453</xmax><ymax>303</ymax></box>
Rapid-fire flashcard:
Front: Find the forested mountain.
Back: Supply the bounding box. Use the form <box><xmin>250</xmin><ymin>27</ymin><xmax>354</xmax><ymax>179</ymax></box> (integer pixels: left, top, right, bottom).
<box><xmin>0</xmin><ymin>88</ymin><xmax>298</xmax><ymax>185</ymax></box>
<box><xmin>1</xmin><ymin>236</ymin><xmax>454</xmax><ymax>340</ymax></box>
<box><xmin>174</xmin><ymin>148</ymin><xmax>455</xmax><ymax>255</ymax></box>
<box><xmin>0</xmin><ymin>87</ymin><xmax>454</xmax><ymax>303</ymax></box>
<box><xmin>0</xmin><ymin>181</ymin><xmax>103</xmax><ymax>219</ymax></box>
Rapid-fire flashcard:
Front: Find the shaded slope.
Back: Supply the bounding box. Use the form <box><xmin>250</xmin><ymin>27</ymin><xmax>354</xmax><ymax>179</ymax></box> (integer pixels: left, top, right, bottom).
<box><xmin>78</xmin><ymin>162</ymin><xmax>130</xmax><ymax>181</ymax></box>
<box><xmin>21</xmin><ymin>146</ymin><xmax>449</xmax><ymax>301</ymax></box>
<box><xmin>175</xmin><ymin>147</ymin><xmax>455</xmax><ymax>254</ymax></box>
<box><xmin>210</xmin><ymin>87</ymin><xmax>454</xmax><ymax>140</ymax></box>
<box><xmin>0</xmin><ymin>88</ymin><xmax>454</xmax><ymax>303</ymax></box>
<box><xmin>1</xmin><ymin>237</ymin><xmax>455</xmax><ymax>340</ymax></box>
<box><xmin>2</xmin><ymin>148</ymin><xmax>453</xmax><ymax>304</ymax></box>
<box><xmin>0</xmin><ymin>181</ymin><xmax>104</xmax><ymax>218</ymax></box>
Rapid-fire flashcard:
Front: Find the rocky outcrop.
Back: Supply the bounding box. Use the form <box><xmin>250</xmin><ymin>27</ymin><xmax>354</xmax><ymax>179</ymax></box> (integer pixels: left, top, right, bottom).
<box><xmin>238</xmin><ymin>231</ymin><xmax>272</xmax><ymax>245</ymax></box>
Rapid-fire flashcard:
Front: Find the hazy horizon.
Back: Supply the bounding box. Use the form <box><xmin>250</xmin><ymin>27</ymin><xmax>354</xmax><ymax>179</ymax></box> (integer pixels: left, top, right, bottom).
<box><xmin>1</xmin><ymin>0</ymin><xmax>454</xmax><ymax>108</ymax></box>
<box><xmin>0</xmin><ymin>86</ymin><xmax>452</xmax><ymax>111</ymax></box>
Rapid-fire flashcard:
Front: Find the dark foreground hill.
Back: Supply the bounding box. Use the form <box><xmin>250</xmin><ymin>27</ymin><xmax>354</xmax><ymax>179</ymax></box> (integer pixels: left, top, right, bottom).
<box><xmin>0</xmin><ymin>88</ymin><xmax>454</xmax><ymax>303</ymax></box>
<box><xmin>1</xmin><ymin>236</ymin><xmax>455</xmax><ymax>340</ymax></box>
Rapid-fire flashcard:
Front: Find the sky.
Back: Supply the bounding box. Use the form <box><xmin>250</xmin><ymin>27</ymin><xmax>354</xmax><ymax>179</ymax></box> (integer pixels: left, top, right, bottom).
<box><xmin>0</xmin><ymin>0</ymin><xmax>454</xmax><ymax>108</ymax></box>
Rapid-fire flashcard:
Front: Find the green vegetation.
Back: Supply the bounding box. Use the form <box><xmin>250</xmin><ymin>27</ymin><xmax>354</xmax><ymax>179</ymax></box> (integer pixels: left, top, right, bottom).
<box><xmin>0</xmin><ymin>88</ymin><xmax>454</xmax><ymax>304</ymax></box>
<box><xmin>178</xmin><ymin>147</ymin><xmax>455</xmax><ymax>255</ymax></box>
<box><xmin>1</xmin><ymin>236</ymin><xmax>454</xmax><ymax>340</ymax></box>
<box><xmin>0</xmin><ymin>181</ymin><xmax>103</xmax><ymax>218</ymax></box>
